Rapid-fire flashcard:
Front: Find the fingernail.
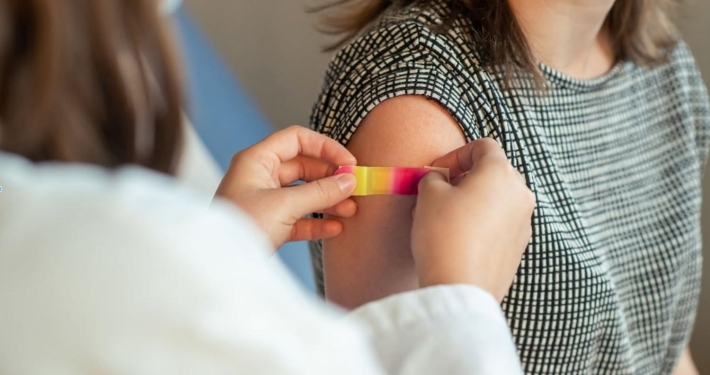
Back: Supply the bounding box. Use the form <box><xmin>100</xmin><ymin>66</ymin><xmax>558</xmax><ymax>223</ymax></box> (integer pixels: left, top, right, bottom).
<box><xmin>336</xmin><ymin>174</ymin><xmax>357</xmax><ymax>192</ymax></box>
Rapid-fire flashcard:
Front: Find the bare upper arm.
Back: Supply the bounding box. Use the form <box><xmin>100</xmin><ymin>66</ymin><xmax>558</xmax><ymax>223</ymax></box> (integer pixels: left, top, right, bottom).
<box><xmin>323</xmin><ymin>95</ymin><xmax>466</xmax><ymax>309</ymax></box>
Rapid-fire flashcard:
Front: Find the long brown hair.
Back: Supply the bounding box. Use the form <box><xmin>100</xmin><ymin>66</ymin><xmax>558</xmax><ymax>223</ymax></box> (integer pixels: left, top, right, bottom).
<box><xmin>0</xmin><ymin>0</ymin><xmax>184</xmax><ymax>174</ymax></box>
<box><xmin>315</xmin><ymin>0</ymin><xmax>683</xmax><ymax>85</ymax></box>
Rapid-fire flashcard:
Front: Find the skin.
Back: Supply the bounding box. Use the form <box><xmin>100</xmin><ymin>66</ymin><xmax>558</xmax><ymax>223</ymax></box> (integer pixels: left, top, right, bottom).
<box><xmin>217</xmin><ymin>125</ymin><xmax>359</xmax><ymax>248</ymax></box>
<box><xmin>322</xmin><ymin>96</ymin><xmax>467</xmax><ymax>308</ymax></box>
<box><xmin>509</xmin><ymin>1</ymin><xmax>697</xmax><ymax>371</ymax></box>
<box><xmin>217</xmin><ymin>125</ymin><xmax>534</xmax><ymax>300</ymax></box>
<box><xmin>322</xmin><ymin>0</ymin><xmax>698</xmax><ymax>371</ymax></box>
<box><xmin>414</xmin><ymin>139</ymin><xmax>535</xmax><ymax>299</ymax></box>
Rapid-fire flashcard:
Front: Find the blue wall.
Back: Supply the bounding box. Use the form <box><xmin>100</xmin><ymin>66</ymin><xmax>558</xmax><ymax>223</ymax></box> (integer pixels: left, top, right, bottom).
<box><xmin>175</xmin><ymin>9</ymin><xmax>316</xmax><ymax>292</ymax></box>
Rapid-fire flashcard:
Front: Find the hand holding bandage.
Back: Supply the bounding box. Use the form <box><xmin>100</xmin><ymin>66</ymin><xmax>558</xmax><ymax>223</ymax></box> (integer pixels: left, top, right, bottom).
<box><xmin>411</xmin><ymin>138</ymin><xmax>536</xmax><ymax>302</ymax></box>
<box><xmin>331</xmin><ymin>138</ymin><xmax>535</xmax><ymax>302</ymax></box>
<box><xmin>216</xmin><ymin>126</ymin><xmax>358</xmax><ymax>249</ymax></box>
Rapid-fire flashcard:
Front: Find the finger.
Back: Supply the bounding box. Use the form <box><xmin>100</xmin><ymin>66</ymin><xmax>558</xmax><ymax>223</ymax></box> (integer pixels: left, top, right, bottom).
<box><xmin>414</xmin><ymin>172</ymin><xmax>449</xmax><ymax>221</ymax></box>
<box><xmin>416</xmin><ymin>172</ymin><xmax>451</xmax><ymax>215</ymax></box>
<box><xmin>432</xmin><ymin>138</ymin><xmax>507</xmax><ymax>176</ymax></box>
<box><xmin>418</xmin><ymin>171</ymin><xmax>450</xmax><ymax>196</ymax></box>
<box><xmin>281</xmin><ymin>174</ymin><xmax>357</xmax><ymax>218</ymax></box>
<box><xmin>279</xmin><ymin>155</ymin><xmax>337</xmax><ymax>186</ymax></box>
<box><xmin>290</xmin><ymin>218</ymin><xmax>344</xmax><ymax>242</ymax></box>
<box><xmin>321</xmin><ymin>199</ymin><xmax>358</xmax><ymax>218</ymax></box>
<box><xmin>450</xmin><ymin>171</ymin><xmax>469</xmax><ymax>186</ymax></box>
<box><xmin>260</xmin><ymin>126</ymin><xmax>357</xmax><ymax>167</ymax></box>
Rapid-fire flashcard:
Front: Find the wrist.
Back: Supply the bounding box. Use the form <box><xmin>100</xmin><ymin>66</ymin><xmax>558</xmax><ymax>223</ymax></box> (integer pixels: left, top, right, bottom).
<box><xmin>419</xmin><ymin>269</ymin><xmax>478</xmax><ymax>288</ymax></box>
<box><xmin>417</xmin><ymin>257</ymin><xmax>481</xmax><ymax>288</ymax></box>
<box><xmin>415</xmin><ymin>252</ymin><xmax>506</xmax><ymax>302</ymax></box>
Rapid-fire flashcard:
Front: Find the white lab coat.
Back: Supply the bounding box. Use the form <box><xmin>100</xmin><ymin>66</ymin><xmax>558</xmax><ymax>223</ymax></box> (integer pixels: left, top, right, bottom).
<box><xmin>0</xmin><ymin>152</ymin><xmax>523</xmax><ymax>374</ymax></box>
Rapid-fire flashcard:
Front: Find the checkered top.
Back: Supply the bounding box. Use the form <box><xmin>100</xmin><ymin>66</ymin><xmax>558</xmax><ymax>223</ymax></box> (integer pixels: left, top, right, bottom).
<box><xmin>309</xmin><ymin>2</ymin><xmax>710</xmax><ymax>374</ymax></box>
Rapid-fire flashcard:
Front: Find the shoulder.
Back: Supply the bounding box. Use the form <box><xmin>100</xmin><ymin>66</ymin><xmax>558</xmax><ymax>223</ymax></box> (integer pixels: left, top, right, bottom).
<box><xmin>651</xmin><ymin>41</ymin><xmax>710</xmax><ymax>162</ymax></box>
<box><xmin>346</xmin><ymin>95</ymin><xmax>467</xmax><ymax>166</ymax></box>
<box><xmin>312</xmin><ymin>2</ymin><xmax>489</xmax><ymax>143</ymax></box>
<box><xmin>666</xmin><ymin>40</ymin><xmax>705</xmax><ymax>75</ymax></box>
<box><xmin>325</xmin><ymin>2</ymin><xmax>479</xmax><ymax>79</ymax></box>
<box><xmin>332</xmin><ymin>3</ymin><xmax>451</xmax><ymax>62</ymax></box>
<box><xmin>665</xmin><ymin>41</ymin><xmax>710</xmax><ymax>107</ymax></box>
<box><xmin>646</xmin><ymin>40</ymin><xmax>709</xmax><ymax>102</ymax></box>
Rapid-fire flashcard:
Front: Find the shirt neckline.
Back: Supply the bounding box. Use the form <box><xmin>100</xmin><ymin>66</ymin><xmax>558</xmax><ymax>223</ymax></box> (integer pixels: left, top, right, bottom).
<box><xmin>539</xmin><ymin>60</ymin><xmax>628</xmax><ymax>93</ymax></box>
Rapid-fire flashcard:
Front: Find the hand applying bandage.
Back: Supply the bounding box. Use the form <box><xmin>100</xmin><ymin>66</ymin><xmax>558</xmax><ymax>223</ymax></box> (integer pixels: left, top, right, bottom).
<box><xmin>216</xmin><ymin>126</ymin><xmax>358</xmax><ymax>249</ymax></box>
<box><xmin>411</xmin><ymin>138</ymin><xmax>536</xmax><ymax>302</ymax></box>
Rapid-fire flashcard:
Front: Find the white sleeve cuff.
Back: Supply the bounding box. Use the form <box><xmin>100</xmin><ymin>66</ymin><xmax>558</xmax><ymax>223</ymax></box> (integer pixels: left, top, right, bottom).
<box><xmin>351</xmin><ymin>285</ymin><xmax>506</xmax><ymax>333</ymax></box>
<box><xmin>348</xmin><ymin>285</ymin><xmax>523</xmax><ymax>375</ymax></box>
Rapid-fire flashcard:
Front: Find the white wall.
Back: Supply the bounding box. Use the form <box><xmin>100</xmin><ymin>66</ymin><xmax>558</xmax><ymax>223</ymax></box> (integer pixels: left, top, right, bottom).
<box><xmin>184</xmin><ymin>0</ymin><xmax>332</xmax><ymax>128</ymax></box>
<box><xmin>185</xmin><ymin>0</ymin><xmax>710</xmax><ymax>371</ymax></box>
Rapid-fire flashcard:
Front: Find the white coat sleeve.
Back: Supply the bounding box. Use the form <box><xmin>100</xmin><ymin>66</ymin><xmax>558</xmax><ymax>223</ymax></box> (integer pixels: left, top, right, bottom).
<box><xmin>0</xmin><ymin>158</ymin><xmax>523</xmax><ymax>374</ymax></box>
<box><xmin>352</xmin><ymin>285</ymin><xmax>524</xmax><ymax>375</ymax></box>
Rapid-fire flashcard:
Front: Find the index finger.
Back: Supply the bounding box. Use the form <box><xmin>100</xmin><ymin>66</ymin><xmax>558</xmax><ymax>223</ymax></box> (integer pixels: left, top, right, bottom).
<box><xmin>259</xmin><ymin>125</ymin><xmax>357</xmax><ymax>167</ymax></box>
<box><xmin>431</xmin><ymin>138</ymin><xmax>506</xmax><ymax>176</ymax></box>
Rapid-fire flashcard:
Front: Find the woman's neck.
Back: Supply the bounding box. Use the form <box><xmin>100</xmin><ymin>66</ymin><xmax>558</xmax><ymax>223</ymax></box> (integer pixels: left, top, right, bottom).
<box><xmin>507</xmin><ymin>0</ymin><xmax>617</xmax><ymax>79</ymax></box>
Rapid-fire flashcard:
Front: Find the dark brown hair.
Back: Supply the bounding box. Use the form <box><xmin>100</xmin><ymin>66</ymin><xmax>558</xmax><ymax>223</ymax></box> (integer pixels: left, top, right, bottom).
<box><xmin>0</xmin><ymin>0</ymin><xmax>184</xmax><ymax>174</ymax></box>
<box><xmin>315</xmin><ymin>0</ymin><xmax>683</xmax><ymax>85</ymax></box>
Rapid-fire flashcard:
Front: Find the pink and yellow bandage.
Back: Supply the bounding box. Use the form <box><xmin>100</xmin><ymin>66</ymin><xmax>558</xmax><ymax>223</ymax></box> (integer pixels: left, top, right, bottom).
<box><xmin>334</xmin><ymin>166</ymin><xmax>450</xmax><ymax>196</ymax></box>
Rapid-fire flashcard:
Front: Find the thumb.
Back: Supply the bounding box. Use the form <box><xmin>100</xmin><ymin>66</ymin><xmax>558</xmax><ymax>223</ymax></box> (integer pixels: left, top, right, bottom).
<box><xmin>283</xmin><ymin>174</ymin><xmax>357</xmax><ymax>218</ymax></box>
<box><xmin>418</xmin><ymin>171</ymin><xmax>449</xmax><ymax>195</ymax></box>
<box><xmin>414</xmin><ymin>171</ymin><xmax>449</xmax><ymax>222</ymax></box>
<box><xmin>416</xmin><ymin>171</ymin><xmax>449</xmax><ymax>209</ymax></box>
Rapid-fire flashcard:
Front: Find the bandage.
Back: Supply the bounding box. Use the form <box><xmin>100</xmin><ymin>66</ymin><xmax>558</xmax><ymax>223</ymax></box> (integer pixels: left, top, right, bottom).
<box><xmin>334</xmin><ymin>166</ymin><xmax>450</xmax><ymax>196</ymax></box>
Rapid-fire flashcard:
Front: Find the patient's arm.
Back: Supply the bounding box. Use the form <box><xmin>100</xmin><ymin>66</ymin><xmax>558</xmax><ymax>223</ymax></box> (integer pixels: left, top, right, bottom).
<box><xmin>323</xmin><ymin>96</ymin><xmax>467</xmax><ymax>309</ymax></box>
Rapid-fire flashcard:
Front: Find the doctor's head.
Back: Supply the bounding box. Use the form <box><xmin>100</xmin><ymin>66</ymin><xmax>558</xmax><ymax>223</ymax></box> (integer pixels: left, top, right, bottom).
<box><xmin>0</xmin><ymin>0</ymin><xmax>184</xmax><ymax>174</ymax></box>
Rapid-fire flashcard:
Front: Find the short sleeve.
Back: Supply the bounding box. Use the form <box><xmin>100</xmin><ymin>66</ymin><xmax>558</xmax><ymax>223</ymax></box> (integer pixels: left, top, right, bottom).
<box><xmin>669</xmin><ymin>42</ymin><xmax>710</xmax><ymax>170</ymax></box>
<box><xmin>310</xmin><ymin>20</ymin><xmax>482</xmax><ymax>146</ymax></box>
<box><xmin>308</xmin><ymin>14</ymin><xmax>496</xmax><ymax>297</ymax></box>
<box><xmin>690</xmin><ymin>63</ymin><xmax>710</xmax><ymax>169</ymax></box>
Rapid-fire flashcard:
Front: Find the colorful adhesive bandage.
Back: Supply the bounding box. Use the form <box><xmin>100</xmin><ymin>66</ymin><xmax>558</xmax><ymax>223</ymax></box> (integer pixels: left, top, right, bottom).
<box><xmin>334</xmin><ymin>166</ymin><xmax>450</xmax><ymax>196</ymax></box>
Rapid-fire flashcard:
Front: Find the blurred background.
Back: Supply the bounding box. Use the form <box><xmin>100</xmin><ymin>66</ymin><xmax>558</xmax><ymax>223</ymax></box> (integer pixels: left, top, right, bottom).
<box><xmin>179</xmin><ymin>0</ymin><xmax>710</xmax><ymax>371</ymax></box>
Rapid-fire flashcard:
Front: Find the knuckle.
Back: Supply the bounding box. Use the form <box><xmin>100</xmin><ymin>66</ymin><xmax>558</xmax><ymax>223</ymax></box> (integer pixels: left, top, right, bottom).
<box><xmin>302</xmin><ymin>224</ymin><xmax>316</xmax><ymax>242</ymax></box>
<box><xmin>229</xmin><ymin>150</ymin><xmax>249</xmax><ymax>168</ymax></box>
<box><xmin>286</xmin><ymin>125</ymin><xmax>307</xmax><ymax>137</ymax></box>
<box><xmin>291</xmin><ymin>224</ymin><xmax>308</xmax><ymax>242</ymax></box>
<box><xmin>290</xmin><ymin>225</ymin><xmax>300</xmax><ymax>241</ymax></box>
<box><xmin>278</xmin><ymin>125</ymin><xmax>302</xmax><ymax>141</ymax></box>
<box><xmin>477</xmin><ymin>137</ymin><xmax>500</xmax><ymax>148</ymax></box>
<box><xmin>479</xmin><ymin>138</ymin><xmax>506</xmax><ymax>156</ymax></box>
<box><xmin>313</xmin><ymin>179</ymin><xmax>332</xmax><ymax>199</ymax></box>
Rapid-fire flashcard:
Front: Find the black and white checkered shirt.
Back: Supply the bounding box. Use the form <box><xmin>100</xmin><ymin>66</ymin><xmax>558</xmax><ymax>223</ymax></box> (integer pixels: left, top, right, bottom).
<box><xmin>309</xmin><ymin>2</ymin><xmax>710</xmax><ymax>374</ymax></box>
